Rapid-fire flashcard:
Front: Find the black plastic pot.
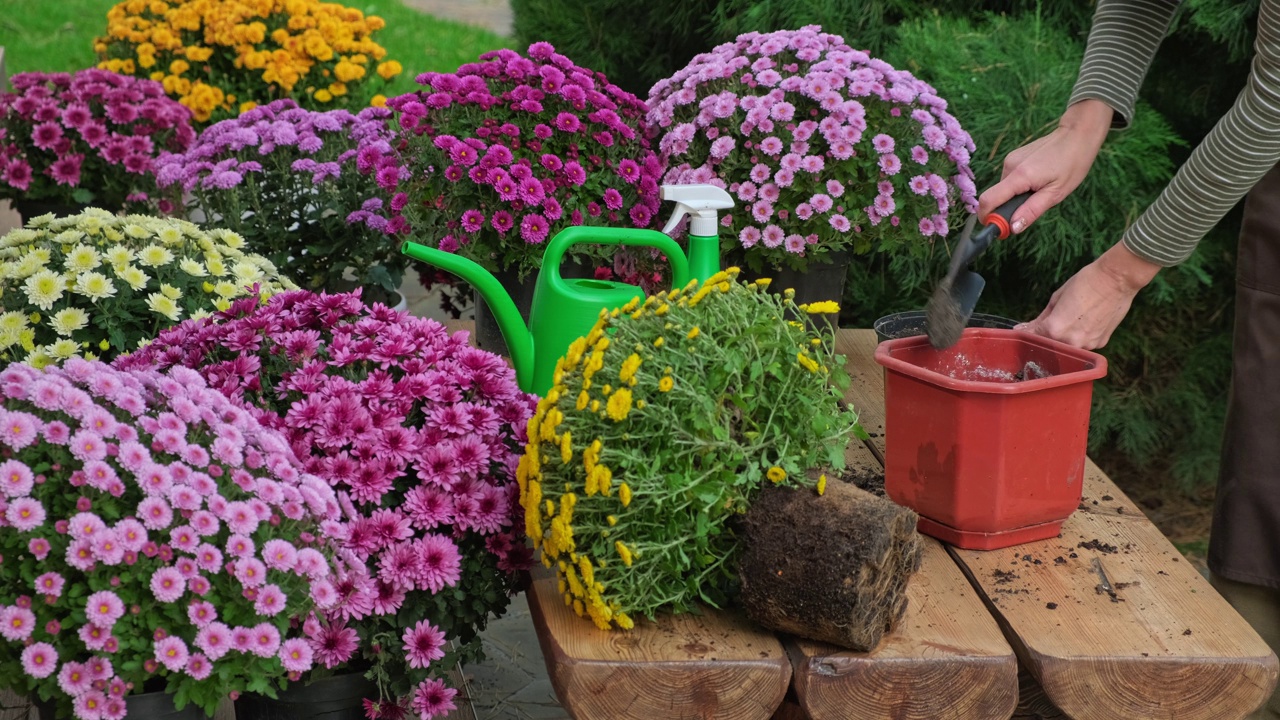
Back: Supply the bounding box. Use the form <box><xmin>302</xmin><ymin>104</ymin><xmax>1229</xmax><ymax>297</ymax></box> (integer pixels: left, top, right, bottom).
<box><xmin>738</xmin><ymin>250</ymin><xmax>851</xmax><ymax>333</ymax></box>
<box><xmin>34</xmin><ymin>690</ymin><xmax>207</xmax><ymax>720</ymax></box>
<box><xmin>873</xmin><ymin>310</ymin><xmax>1019</xmax><ymax>344</ymax></box>
<box><xmin>234</xmin><ymin>672</ymin><xmax>378</xmax><ymax>720</ymax></box>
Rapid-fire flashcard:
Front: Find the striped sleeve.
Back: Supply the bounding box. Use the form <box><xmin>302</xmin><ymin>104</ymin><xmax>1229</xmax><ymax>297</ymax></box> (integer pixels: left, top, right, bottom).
<box><xmin>1069</xmin><ymin>0</ymin><xmax>1181</xmax><ymax>128</ymax></box>
<box><xmin>1124</xmin><ymin>0</ymin><xmax>1280</xmax><ymax>266</ymax></box>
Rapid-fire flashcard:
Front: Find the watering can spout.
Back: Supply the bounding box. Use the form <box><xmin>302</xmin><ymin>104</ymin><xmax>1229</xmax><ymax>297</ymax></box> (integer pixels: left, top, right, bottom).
<box><xmin>400</xmin><ymin>241</ymin><xmax>535</xmax><ymax>391</ymax></box>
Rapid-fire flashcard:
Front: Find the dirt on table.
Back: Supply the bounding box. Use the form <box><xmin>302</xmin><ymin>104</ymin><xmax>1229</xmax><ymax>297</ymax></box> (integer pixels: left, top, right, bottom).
<box><xmin>839</xmin><ymin>464</ymin><xmax>886</xmax><ymax>498</ymax></box>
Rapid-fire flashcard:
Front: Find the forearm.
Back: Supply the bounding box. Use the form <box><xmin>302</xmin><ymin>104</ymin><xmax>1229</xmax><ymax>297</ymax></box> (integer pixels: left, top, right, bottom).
<box><xmin>1124</xmin><ymin>0</ymin><xmax>1280</xmax><ymax>266</ymax></box>
<box><xmin>1070</xmin><ymin>0</ymin><xmax>1182</xmax><ymax>128</ymax></box>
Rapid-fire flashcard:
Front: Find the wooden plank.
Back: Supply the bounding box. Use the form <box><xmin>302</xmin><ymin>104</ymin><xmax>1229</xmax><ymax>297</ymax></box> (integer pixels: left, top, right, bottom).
<box><xmin>786</xmin><ymin>441</ymin><xmax>1018</xmax><ymax>720</ymax></box>
<box><xmin>526</xmin><ymin>571</ymin><xmax>791</xmax><ymax>720</ymax></box>
<box><xmin>839</xmin><ymin>329</ymin><xmax>1280</xmax><ymax>720</ymax></box>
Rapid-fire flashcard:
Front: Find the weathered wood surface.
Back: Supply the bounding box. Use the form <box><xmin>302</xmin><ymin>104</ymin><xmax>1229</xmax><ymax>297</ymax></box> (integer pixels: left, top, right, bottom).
<box><xmin>840</xmin><ymin>328</ymin><xmax>1280</xmax><ymax>720</ymax></box>
<box><xmin>526</xmin><ymin>570</ymin><xmax>791</xmax><ymax>720</ymax></box>
<box><xmin>785</xmin><ymin>442</ymin><xmax>1018</xmax><ymax>720</ymax></box>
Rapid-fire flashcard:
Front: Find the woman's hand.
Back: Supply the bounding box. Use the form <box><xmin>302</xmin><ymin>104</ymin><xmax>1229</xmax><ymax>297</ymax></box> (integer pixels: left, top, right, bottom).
<box><xmin>1016</xmin><ymin>241</ymin><xmax>1162</xmax><ymax>349</ymax></box>
<box><xmin>977</xmin><ymin>99</ymin><xmax>1115</xmax><ymax>234</ymax></box>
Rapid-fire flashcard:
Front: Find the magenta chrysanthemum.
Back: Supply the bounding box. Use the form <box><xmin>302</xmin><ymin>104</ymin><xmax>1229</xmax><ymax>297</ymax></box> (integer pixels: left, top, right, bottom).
<box><xmin>402</xmin><ymin>619</ymin><xmax>447</xmax><ymax>669</ymax></box>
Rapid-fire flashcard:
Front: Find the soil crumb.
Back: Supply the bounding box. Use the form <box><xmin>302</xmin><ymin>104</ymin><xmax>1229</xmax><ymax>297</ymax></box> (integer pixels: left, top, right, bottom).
<box><xmin>1046</xmin><ymin>602</ymin><xmax>1058</xmax><ymax>610</ymax></box>
<box><xmin>940</xmin><ymin>355</ymin><xmax>1056</xmax><ymax>383</ymax></box>
<box><xmin>1078</xmin><ymin>539</ymin><xmax>1118</xmax><ymax>554</ymax></box>
<box><xmin>992</xmin><ymin>569</ymin><xmax>1019</xmax><ymax>585</ymax></box>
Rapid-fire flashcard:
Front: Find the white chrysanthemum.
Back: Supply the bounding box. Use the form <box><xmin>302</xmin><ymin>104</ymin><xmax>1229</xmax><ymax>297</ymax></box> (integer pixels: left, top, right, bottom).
<box><xmin>65</xmin><ymin>244</ymin><xmax>102</xmax><ymax>272</ymax></box>
<box><xmin>103</xmin><ymin>227</ymin><xmax>124</xmax><ymax>242</ymax></box>
<box><xmin>50</xmin><ymin>308</ymin><xmax>90</xmax><ymax>336</ymax></box>
<box><xmin>189</xmin><ymin>308</ymin><xmax>213</xmax><ymax>321</ymax></box>
<box><xmin>75</xmin><ymin>271</ymin><xmax>117</xmax><ymax>300</ymax></box>
<box><xmin>219</xmin><ymin>231</ymin><xmax>246</xmax><ymax>250</ymax></box>
<box><xmin>146</xmin><ymin>292</ymin><xmax>182</xmax><ymax>321</ymax></box>
<box><xmin>206</xmin><ymin>257</ymin><xmax>227</xmax><ymax>277</ymax></box>
<box><xmin>159</xmin><ymin>283</ymin><xmax>182</xmax><ymax>300</ymax></box>
<box><xmin>23</xmin><ymin>270</ymin><xmax>65</xmax><ymax>310</ymax></box>
<box><xmin>0</xmin><ymin>312</ymin><xmax>27</xmax><ymax>332</ymax></box>
<box><xmin>53</xmin><ymin>229</ymin><xmax>86</xmax><ymax>244</ymax></box>
<box><xmin>117</xmin><ymin>266</ymin><xmax>149</xmax><ymax>291</ymax></box>
<box><xmin>0</xmin><ymin>229</ymin><xmax>39</xmax><ymax>248</ymax></box>
<box><xmin>179</xmin><ymin>258</ymin><xmax>207</xmax><ymax>277</ymax></box>
<box><xmin>213</xmin><ymin>280</ymin><xmax>239</xmax><ymax>298</ymax></box>
<box><xmin>124</xmin><ymin>223</ymin><xmax>150</xmax><ymax>239</ymax></box>
<box><xmin>231</xmin><ymin>261</ymin><xmax>264</xmax><ymax>285</ymax></box>
<box><xmin>138</xmin><ymin>244</ymin><xmax>175</xmax><ymax>267</ymax></box>
<box><xmin>79</xmin><ymin>216</ymin><xmax>103</xmax><ymax>235</ymax></box>
<box><xmin>104</xmin><ymin>247</ymin><xmax>134</xmax><ymax>266</ymax></box>
<box><xmin>10</xmin><ymin>255</ymin><xmax>42</xmax><ymax>279</ymax></box>
<box><xmin>48</xmin><ymin>339</ymin><xmax>81</xmax><ymax>359</ymax></box>
<box><xmin>158</xmin><ymin>227</ymin><xmax>183</xmax><ymax>245</ymax></box>
<box><xmin>0</xmin><ymin>328</ymin><xmax>19</xmax><ymax>351</ymax></box>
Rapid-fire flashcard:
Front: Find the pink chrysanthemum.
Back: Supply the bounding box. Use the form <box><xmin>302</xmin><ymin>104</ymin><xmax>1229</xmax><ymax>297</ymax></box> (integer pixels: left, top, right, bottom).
<box><xmin>35</xmin><ymin>572</ymin><xmax>65</xmax><ymax>598</ymax></box>
<box><xmin>155</xmin><ymin>636</ymin><xmax>189</xmax><ymax>672</ymax></box>
<box><xmin>57</xmin><ymin>661</ymin><xmax>91</xmax><ymax>696</ymax></box>
<box><xmin>279</xmin><ymin>638</ymin><xmax>313</xmax><ymax>673</ymax></box>
<box><xmin>195</xmin><ymin>622</ymin><xmax>232</xmax><ymax>660</ymax></box>
<box><xmin>402</xmin><ymin>619</ymin><xmax>447</xmax><ymax>669</ymax></box>
<box><xmin>150</xmin><ymin>566</ymin><xmax>186</xmax><ymax>602</ymax></box>
<box><xmin>185</xmin><ymin>652</ymin><xmax>212</xmax><ymax>680</ymax></box>
<box><xmin>85</xmin><ymin>590</ymin><xmax>125</xmax><ymax>626</ymax></box>
<box><xmin>21</xmin><ymin>642</ymin><xmax>57</xmax><ymax>678</ymax></box>
<box><xmin>0</xmin><ymin>605</ymin><xmax>36</xmax><ymax>641</ymax></box>
<box><xmin>411</xmin><ymin>678</ymin><xmax>458</xmax><ymax>719</ymax></box>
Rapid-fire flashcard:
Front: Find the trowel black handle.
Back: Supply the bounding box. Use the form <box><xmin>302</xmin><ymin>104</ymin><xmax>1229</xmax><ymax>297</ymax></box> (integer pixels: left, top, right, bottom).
<box><xmin>981</xmin><ymin>191</ymin><xmax>1033</xmax><ymax>240</ymax></box>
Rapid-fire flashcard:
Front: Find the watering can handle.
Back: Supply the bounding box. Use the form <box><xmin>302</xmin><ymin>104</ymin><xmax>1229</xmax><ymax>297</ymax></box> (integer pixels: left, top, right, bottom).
<box><xmin>542</xmin><ymin>226</ymin><xmax>692</xmax><ymax>289</ymax></box>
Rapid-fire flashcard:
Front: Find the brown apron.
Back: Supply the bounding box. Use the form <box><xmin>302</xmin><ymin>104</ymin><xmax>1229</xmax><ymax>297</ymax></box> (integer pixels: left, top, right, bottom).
<box><xmin>1208</xmin><ymin>162</ymin><xmax>1280</xmax><ymax>590</ymax></box>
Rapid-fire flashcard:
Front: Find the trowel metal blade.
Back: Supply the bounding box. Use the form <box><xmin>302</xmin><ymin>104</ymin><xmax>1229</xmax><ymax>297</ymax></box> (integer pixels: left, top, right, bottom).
<box><xmin>951</xmin><ymin>270</ymin><xmax>985</xmax><ymax>323</ymax></box>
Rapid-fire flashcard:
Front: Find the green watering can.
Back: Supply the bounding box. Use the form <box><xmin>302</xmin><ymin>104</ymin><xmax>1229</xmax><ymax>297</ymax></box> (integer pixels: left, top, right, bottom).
<box><xmin>401</xmin><ymin>184</ymin><xmax>733</xmax><ymax>396</ymax></box>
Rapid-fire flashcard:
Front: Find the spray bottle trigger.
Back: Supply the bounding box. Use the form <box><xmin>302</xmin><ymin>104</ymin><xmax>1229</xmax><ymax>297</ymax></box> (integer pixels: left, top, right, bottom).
<box><xmin>661</xmin><ymin>204</ymin><xmax>690</xmax><ymax>235</ymax></box>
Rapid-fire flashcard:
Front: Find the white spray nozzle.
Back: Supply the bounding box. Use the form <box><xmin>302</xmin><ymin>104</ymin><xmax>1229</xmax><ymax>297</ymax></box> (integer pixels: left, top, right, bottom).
<box><xmin>660</xmin><ymin>184</ymin><xmax>735</xmax><ymax>237</ymax></box>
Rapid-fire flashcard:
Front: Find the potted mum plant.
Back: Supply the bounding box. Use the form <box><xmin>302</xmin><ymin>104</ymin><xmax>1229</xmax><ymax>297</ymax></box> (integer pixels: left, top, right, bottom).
<box><xmin>119</xmin><ymin>290</ymin><xmax>536</xmax><ymax>719</ymax></box>
<box><xmin>154</xmin><ymin>99</ymin><xmax>407</xmax><ymax>306</ymax></box>
<box><xmin>0</xmin><ymin>358</ymin><xmax>358</xmax><ymax>719</ymax></box>
<box><xmin>0</xmin><ymin>70</ymin><xmax>196</xmax><ymax>222</ymax></box>
<box><xmin>95</xmin><ymin>0</ymin><xmax>402</xmax><ymax>124</ymax></box>
<box><xmin>365</xmin><ymin>42</ymin><xmax>664</xmax><ymax>352</ymax></box>
<box><xmin>0</xmin><ymin>209</ymin><xmax>295</xmax><ymax>367</ymax></box>
<box><xmin>518</xmin><ymin>269</ymin><xmax>863</xmax><ymax>628</ymax></box>
<box><xmin>645</xmin><ymin>26</ymin><xmax>979</xmax><ymax>316</ymax></box>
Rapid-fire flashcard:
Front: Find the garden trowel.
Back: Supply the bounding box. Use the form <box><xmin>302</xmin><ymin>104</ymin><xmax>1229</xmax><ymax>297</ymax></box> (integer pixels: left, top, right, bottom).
<box><xmin>925</xmin><ymin>191</ymin><xmax>1031</xmax><ymax>349</ymax></box>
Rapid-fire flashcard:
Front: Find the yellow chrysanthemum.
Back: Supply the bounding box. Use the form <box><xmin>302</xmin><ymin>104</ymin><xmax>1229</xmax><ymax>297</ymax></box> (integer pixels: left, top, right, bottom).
<box><xmin>767</xmin><ymin>466</ymin><xmax>787</xmax><ymax>484</ymax></box>
<box><xmin>605</xmin><ymin>388</ymin><xmax>632</xmax><ymax>422</ymax></box>
<box><xmin>614</xmin><ymin>541</ymin><xmax>633</xmax><ymax>567</ymax></box>
<box><xmin>618</xmin><ymin>483</ymin><xmax>632</xmax><ymax>507</ymax></box>
<box><xmin>658</xmin><ymin>376</ymin><xmax>674</xmax><ymax>393</ymax></box>
<box><xmin>817</xmin><ymin>474</ymin><xmax>827</xmax><ymax>496</ymax></box>
<box><xmin>686</xmin><ymin>326</ymin><xmax>700</xmax><ymax>340</ymax></box>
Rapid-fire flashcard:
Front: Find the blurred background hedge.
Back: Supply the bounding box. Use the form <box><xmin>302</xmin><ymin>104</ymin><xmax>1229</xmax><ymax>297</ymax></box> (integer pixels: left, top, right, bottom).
<box><xmin>512</xmin><ymin>0</ymin><xmax>1258</xmax><ymax>492</ymax></box>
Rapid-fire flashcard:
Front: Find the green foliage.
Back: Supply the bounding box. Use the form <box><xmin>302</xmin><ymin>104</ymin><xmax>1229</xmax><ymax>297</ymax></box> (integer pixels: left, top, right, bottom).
<box><xmin>520</xmin><ymin>272</ymin><xmax>861</xmax><ymax>628</ymax></box>
<box><xmin>510</xmin><ymin>0</ymin><xmax>717</xmax><ymax>96</ymax></box>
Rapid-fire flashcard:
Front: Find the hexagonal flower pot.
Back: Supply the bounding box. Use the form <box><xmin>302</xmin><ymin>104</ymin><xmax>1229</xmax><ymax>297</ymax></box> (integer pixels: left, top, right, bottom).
<box><xmin>874</xmin><ymin>328</ymin><xmax>1108</xmax><ymax>550</ymax></box>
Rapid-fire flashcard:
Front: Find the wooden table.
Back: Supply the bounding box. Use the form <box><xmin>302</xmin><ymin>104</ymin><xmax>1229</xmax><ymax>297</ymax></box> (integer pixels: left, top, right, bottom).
<box><xmin>511</xmin><ymin>328</ymin><xmax>1279</xmax><ymax>719</ymax></box>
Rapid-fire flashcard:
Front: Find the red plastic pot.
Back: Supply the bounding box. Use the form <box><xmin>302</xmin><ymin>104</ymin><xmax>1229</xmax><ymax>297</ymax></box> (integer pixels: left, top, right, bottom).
<box><xmin>873</xmin><ymin>328</ymin><xmax>1108</xmax><ymax>550</ymax></box>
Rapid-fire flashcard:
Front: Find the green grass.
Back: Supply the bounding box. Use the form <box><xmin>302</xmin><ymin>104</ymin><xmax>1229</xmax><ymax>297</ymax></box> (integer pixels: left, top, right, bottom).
<box><xmin>0</xmin><ymin>0</ymin><xmax>511</xmax><ymax>96</ymax></box>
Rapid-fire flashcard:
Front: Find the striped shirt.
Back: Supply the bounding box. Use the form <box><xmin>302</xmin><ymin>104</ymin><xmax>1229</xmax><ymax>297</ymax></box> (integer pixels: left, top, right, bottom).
<box><xmin>1070</xmin><ymin>0</ymin><xmax>1280</xmax><ymax>266</ymax></box>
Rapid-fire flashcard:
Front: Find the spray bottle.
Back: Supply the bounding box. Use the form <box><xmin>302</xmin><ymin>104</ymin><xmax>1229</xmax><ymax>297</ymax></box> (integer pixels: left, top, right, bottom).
<box><xmin>660</xmin><ymin>184</ymin><xmax>735</xmax><ymax>281</ymax></box>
